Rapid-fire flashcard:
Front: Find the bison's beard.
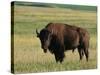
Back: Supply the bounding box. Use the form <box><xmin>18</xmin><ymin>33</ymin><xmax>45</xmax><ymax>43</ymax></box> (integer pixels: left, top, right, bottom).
<box><xmin>42</xmin><ymin>44</ymin><xmax>48</xmax><ymax>53</ymax></box>
<box><xmin>43</xmin><ymin>49</ymin><xmax>47</xmax><ymax>53</ymax></box>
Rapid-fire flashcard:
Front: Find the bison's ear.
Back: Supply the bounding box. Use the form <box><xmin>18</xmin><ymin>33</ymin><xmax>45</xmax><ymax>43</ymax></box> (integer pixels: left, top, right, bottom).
<box><xmin>36</xmin><ymin>29</ymin><xmax>40</xmax><ymax>37</ymax></box>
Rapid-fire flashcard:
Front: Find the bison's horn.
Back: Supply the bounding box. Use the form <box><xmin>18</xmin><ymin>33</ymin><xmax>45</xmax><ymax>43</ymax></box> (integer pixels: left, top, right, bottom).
<box><xmin>36</xmin><ymin>29</ymin><xmax>39</xmax><ymax>37</ymax></box>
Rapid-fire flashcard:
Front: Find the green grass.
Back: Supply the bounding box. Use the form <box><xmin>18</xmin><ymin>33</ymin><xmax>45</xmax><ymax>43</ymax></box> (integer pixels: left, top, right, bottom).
<box><xmin>12</xmin><ymin>2</ymin><xmax>97</xmax><ymax>73</ymax></box>
<box><xmin>14</xmin><ymin>1</ymin><xmax>97</xmax><ymax>11</ymax></box>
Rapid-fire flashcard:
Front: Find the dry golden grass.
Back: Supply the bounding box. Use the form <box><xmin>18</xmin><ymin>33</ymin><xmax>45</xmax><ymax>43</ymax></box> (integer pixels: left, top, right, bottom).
<box><xmin>13</xmin><ymin>35</ymin><xmax>97</xmax><ymax>73</ymax></box>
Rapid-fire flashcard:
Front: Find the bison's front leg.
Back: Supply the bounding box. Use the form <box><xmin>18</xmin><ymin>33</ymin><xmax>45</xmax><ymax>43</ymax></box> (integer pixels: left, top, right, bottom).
<box><xmin>59</xmin><ymin>52</ymin><xmax>65</xmax><ymax>63</ymax></box>
<box><xmin>54</xmin><ymin>50</ymin><xmax>65</xmax><ymax>63</ymax></box>
<box><xmin>54</xmin><ymin>53</ymin><xmax>59</xmax><ymax>63</ymax></box>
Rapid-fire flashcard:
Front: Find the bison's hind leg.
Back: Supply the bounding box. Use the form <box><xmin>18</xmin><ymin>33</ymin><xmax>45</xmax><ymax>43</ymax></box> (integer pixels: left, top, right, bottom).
<box><xmin>78</xmin><ymin>47</ymin><xmax>84</xmax><ymax>61</ymax></box>
<box><xmin>83</xmin><ymin>48</ymin><xmax>89</xmax><ymax>61</ymax></box>
<box><xmin>82</xmin><ymin>50</ymin><xmax>84</xmax><ymax>56</ymax></box>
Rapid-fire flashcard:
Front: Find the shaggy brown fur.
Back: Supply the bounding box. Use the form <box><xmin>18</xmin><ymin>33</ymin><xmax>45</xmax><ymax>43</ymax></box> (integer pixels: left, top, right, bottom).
<box><xmin>36</xmin><ymin>23</ymin><xmax>90</xmax><ymax>63</ymax></box>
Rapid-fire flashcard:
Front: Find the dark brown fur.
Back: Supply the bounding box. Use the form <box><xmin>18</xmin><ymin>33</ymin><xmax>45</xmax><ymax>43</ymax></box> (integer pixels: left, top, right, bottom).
<box><xmin>36</xmin><ymin>22</ymin><xmax>90</xmax><ymax>63</ymax></box>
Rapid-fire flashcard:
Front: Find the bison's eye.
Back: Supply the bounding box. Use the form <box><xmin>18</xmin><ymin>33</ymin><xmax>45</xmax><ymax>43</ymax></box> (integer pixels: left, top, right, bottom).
<box><xmin>40</xmin><ymin>39</ymin><xmax>45</xmax><ymax>43</ymax></box>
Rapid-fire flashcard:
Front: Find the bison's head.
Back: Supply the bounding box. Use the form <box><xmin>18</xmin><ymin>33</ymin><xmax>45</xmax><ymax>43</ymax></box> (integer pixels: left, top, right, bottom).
<box><xmin>36</xmin><ymin>29</ymin><xmax>52</xmax><ymax>53</ymax></box>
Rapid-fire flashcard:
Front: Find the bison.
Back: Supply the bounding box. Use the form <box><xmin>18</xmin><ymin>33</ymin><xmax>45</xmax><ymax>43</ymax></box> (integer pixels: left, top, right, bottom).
<box><xmin>36</xmin><ymin>23</ymin><xmax>90</xmax><ymax>63</ymax></box>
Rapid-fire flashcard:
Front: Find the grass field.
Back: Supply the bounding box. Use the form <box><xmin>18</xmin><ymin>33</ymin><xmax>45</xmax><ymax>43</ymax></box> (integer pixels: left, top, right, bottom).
<box><xmin>12</xmin><ymin>2</ymin><xmax>97</xmax><ymax>74</ymax></box>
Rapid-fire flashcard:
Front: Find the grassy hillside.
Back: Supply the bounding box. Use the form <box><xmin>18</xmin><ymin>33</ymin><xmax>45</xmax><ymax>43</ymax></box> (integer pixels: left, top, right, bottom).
<box><xmin>11</xmin><ymin>2</ymin><xmax>97</xmax><ymax>73</ymax></box>
<box><xmin>14</xmin><ymin>1</ymin><xmax>97</xmax><ymax>11</ymax></box>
